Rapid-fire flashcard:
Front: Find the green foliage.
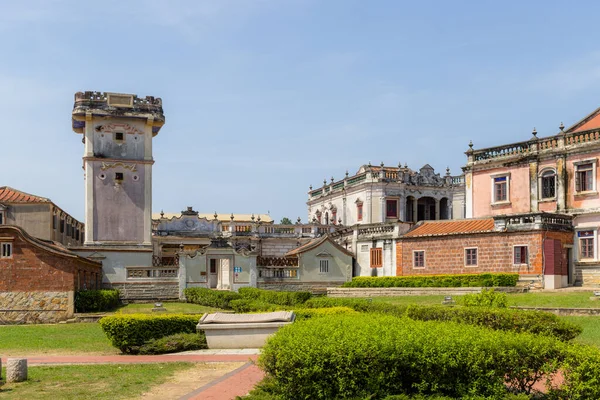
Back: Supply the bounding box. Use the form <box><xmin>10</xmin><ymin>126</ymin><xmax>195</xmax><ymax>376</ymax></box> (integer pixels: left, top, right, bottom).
<box><xmin>238</xmin><ymin>287</ymin><xmax>312</xmax><ymax>306</ymax></box>
<box><xmin>230</xmin><ymin>299</ymin><xmax>281</xmax><ymax>313</ymax></box>
<box><xmin>304</xmin><ymin>297</ymin><xmax>408</xmax><ymax>317</ymax></box>
<box><xmin>457</xmin><ymin>288</ymin><xmax>508</xmax><ymax>308</ymax></box>
<box><xmin>183</xmin><ymin>287</ymin><xmax>241</xmax><ymax>309</ymax></box>
<box><xmin>293</xmin><ymin>307</ymin><xmax>358</xmax><ymax>320</ymax></box>
<box><xmin>74</xmin><ymin>289</ymin><xmax>120</xmax><ymax>313</ymax></box>
<box><xmin>259</xmin><ymin>314</ymin><xmax>565</xmax><ymax>399</ymax></box>
<box><xmin>342</xmin><ymin>273</ymin><xmax>519</xmax><ymax>288</ymax></box>
<box><xmin>548</xmin><ymin>344</ymin><xmax>600</xmax><ymax>399</ymax></box>
<box><xmin>405</xmin><ymin>305</ymin><xmax>582</xmax><ymax>342</ymax></box>
<box><xmin>138</xmin><ymin>332</ymin><xmax>207</xmax><ymax>355</ymax></box>
<box><xmin>98</xmin><ymin>313</ymin><xmax>200</xmax><ymax>353</ymax></box>
<box><xmin>280</xmin><ymin>217</ymin><xmax>293</xmax><ymax>225</ymax></box>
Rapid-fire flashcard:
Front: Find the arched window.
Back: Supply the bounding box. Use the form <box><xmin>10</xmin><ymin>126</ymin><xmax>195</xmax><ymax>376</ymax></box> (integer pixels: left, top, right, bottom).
<box><xmin>540</xmin><ymin>169</ymin><xmax>556</xmax><ymax>200</ymax></box>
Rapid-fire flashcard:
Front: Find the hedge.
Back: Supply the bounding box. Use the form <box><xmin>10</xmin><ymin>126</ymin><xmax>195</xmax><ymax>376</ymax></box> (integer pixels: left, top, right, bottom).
<box><xmin>304</xmin><ymin>297</ymin><xmax>408</xmax><ymax>317</ymax></box>
<box><xmin>183</xmin><ymin>287</ymin><xmax>241</xmax><ymax>309</ymax></box>
<box><xmin>457</xmin><ymin>288</ymin><xmax>508</xmax><ymax>308</ymax></box>
<box><xmin>259</xmin><ymin>314</ymin><xmax>566</xmax><ymax>399</ymax></box>
<box><xmin>230</xmin><ymin>299</ymin><xmax>281</xmax><ymax>313</ymax></box>
<box><xmin>75</xmin><ymin>289</ymin><xmax>120</xmax><ymax>312</ymax></box>
<box><xmin>99</xmin><ymin>313</ymin><xmax>201</xmax><ymax>353</ymax></box>
<box><xmin>550</xmin><ymin>344</ymin><xmax>600</xmax><ymax>399</ymax></box>
<box><xmin>138</xmin><ymin>332</ymin><xmax>207</xmax><ymax>355</ymax></box>
<box><xmin>238</xmin><ymin>287</ymin><xmax>312</xmax><ymax>306</ymax></box>
<box><xmin>341</xmin><ymin>273</ymin><xmax>519</xmax><ymax>288</ymax></box>
<box><xmin>293</xmin><ymin>307</ymin><xmax>358</xmax><ymax>321</ymax></box>
<box><xmin>405</xmin><ymin>305</ymin><xmax>582</xmax><ymax>342</ymax></box>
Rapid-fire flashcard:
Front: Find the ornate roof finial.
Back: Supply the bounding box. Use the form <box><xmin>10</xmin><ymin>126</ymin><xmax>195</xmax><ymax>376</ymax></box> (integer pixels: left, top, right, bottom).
<box><xmin>309</xmin><ymin>184</ymin><xmax>312</xmax><ymax>190</ymax></box>
<box><xmin>338</xmin><ymin>218</ymin><xmax>342</xmax><ymax>225</ymax></box>
<box><xmin>380</xmin><ymin>161</ymin><xmax>385</xmax><ymax>167</ymax></box>
<box><xmin>469</xmin><ymin>140</ymin><xmax>473</xmax><ymax>149</ymax></box>
<box><xmin>532</xmin><ymin>127</ymin><xmax>537</xmax><ymax>138</ymax></box>
<box><xmin>257</xmin><ymin>215</ymin><xmax>261</xmax><ymax>222</ymax></box>
<box><xmin>404</xmin><ymin>162</ymin><xmax>408</xmax><ymax>168</ymax></box>
<box><xmin>368</xmin><ymin>161</ymin><xmax>372</xmax><ymax>167</ymax></box>
<box><xmin>213</xmin><ymin>211</ymin><xmax>218</xmax><ymax>220</ymax></box>
<box><xmin>560</xmin><ymin>122</ymin><xmax>565</xmax><ymax>132</ymax></box>
<box><xmin>446</xmin><ymin>166</ymin><xmax>450</xmax><ymax>176</ymax></box>
<box><xmin>297</xmin><ymin>216</ymin><xmax>301</xmax><ymax>224</ymax></box>
<box><xmin>160</xmin><ymin>210</ymin><xmax>164</xmax><ymax>218</ymax></box>
<box><xmin>398</xmin><ymin>162</ymin><xmax>402</xmax><ymax>168</ymax></box>
<box><xmin>251</xmin><ymin>213</ymin><xmax>255</xmax><ymax>221</ymax></box>
<box><xmin>345</xmin><ymin>170</ymin><xmax>349</xmax><ymax>178</ymax></box>
<box><xmin>331</xmin><ymin>176</ymin><xmax>334</xmax><ymax>183</ymax></box>
<box><xmin>230</xmin><ymin>213</ymin><xmax>234</xmax><ymax>221</ymax></box>
<box><xmin>323</xmin><ymin>179</ymin><xmax>327</xmax><ymax>186</ymax></box>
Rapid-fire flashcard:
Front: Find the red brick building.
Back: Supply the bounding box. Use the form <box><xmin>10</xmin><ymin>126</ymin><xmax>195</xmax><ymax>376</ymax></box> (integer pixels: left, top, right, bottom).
<box><xmin>396</xmin><ymin>213</ymin><xmax>574</xmax><ymax>289</ymax></box>
<box><xmin>0</xmin><ymin>225</ymin><xmax>102</xmax><ymax>324</ymax></box>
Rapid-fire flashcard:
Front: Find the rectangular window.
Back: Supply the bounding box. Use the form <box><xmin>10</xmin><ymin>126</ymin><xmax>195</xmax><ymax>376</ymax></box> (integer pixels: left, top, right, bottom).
<box><xmin>514</xmin><ymin>246</ymin><xmax>528</xmax><ymax>265</ymax></box>
<box><xmin>115</xmin><ymin>172</ymin><xmax>124</xmax><ymax>181</ymax></box>
<box><xmin>52</xmin><ymin>214</ymin><xmax>57</xmax><ymax>230</ymax></box>
<box><xmin>60</xmin><ymin>219</ymin><xmax>65</xmax><ymax>233</ymax></box>
<box><xmin>579</xmin><ymin>230</ymin><xmax>595</xmax><ymax>259</ymax></box>
<box><xmin>386</xmin><ymin>199</ymin><xmax>398</xmax><ymax>218</ymax></box>
<box><xmin>541</xmin><ymin>172</ymin><xmax>556</xmax><ymax>199</ymax></box>
<box><xmin>370</xmin><ymin>247</ymin><xmax>382</xmax><ymax>268</ymax></box>
<box><xmin>115</xmin><ymin>132</ymin><xmax>124</xmax><ymax>141</ymax></box>
<box><xmin>576</xmin><ymin>163</ymin><xmax>594</xmax><ymax>192</ymax></box>
<box><xmin>209</xmin><ymin>259</ymin><xmax>217</xmax><ymax>274</ymax></box>
<box><xmin>0</xmin><ymin>211</ymin><xmax>4</xmax><ymax>225</ymax></box>
<box><xmin>465</xmin><ymin>248</ymin><xmax>478</xmax><ymax>266</ymax></box>
<box><xmin>413</xmin><ymin>250</ymin><xmax>425</xmax><ymax>268</ymax></box>
<box><xmin>357</xmin><ymin>203</ymin><xmax>363</xmax><ymax>221</ymax></box>
<box><xmin>1</xmin><ymin>242</ymin><xmax>12</xmax><ymax>258</ymax></box>
<box><xmin>360</xmin><ymin>244</ymin><xmax>368</xmax><ymax>252</ymax></box>
<box><xmin>493</xmin><ymin>176</ymin><xmax>508</xmax><ymax>202</ymax></box>
<box><xmin>319</xmin><ymin>259</ymin><xmax>329</xmax><ymax>273</ymax></box>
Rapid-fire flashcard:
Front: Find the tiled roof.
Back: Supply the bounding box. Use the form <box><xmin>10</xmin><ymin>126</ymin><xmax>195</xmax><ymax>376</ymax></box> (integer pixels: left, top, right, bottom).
<box><xmin>285</xmin><ymin>234</ymin><xmax>354</xmax><ymax>257</ymax></box>
<box><xmin>566</xmin><ymin>107</ymin><xmax>600</xmax><ymax>133</ymax></box>
<box><xmin>402</xmin><ymin>218</ymin><xmax>495</xmax><ymax>238</ymax></box>
<box><xmin>0</xmin><ymin>186</ymin><xmax>51</xmax><ymax>204</ymax></box>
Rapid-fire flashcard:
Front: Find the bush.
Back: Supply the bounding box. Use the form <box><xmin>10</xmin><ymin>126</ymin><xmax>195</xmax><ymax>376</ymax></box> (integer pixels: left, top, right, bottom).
<box><xmin>75</xmin><ymin>289</ymin><xmax>120</xmax><ymax>312</ymax></box>
<box><xmin>183</xmin><ymin>287</ymin><xmax>241</xmax><ymax>309</ymax></box>
<box><xmin>457</xmin><ymin>288</ymin><xmax>508</xmax><ymax>308</ymax></box>
<box><xmin>230</xmin><ymin>299</ymin><xmax>281</xmax><ymax>313</ymax></box>
<box><xmin>304</xmin><ymin>297</ymin><xmax>408</xmax><ymax>317</ymax></box>
<box><xmin>341</xmin><ymin>273</ymin><xmax>519</xmax><ymax>288</ymax></box>
<box><xmin>238</xmin><ymin>287</ymin><xmax>312</xmax><ymax>306</ymax></box>
<box><xmin>405</xmin><ymin>305</ymin><xmax>582</xmax><ymax>341</ymax></box>
<box><xmin>293</xmin><ymin>307</ymin><xmax>358</xmax><ymax>321</ymax></box>
<box><xmin>138</xmin><ymin>332</ymin><xmax>207</xmax><ymax>355</ymax></box>
<box><xmin>99</xmin><ymin>313</ymin><xmax>200</xmax><ymax>353</ymax></box>
<box><xmin>259</xmin><ymin>314</ymin><xmax>564</xmax><ymax>399</ymax></box>
<box><xmin>548</xmin><ymin>344</ymin><xmax>600</xmax><ymax>399</ymax></box>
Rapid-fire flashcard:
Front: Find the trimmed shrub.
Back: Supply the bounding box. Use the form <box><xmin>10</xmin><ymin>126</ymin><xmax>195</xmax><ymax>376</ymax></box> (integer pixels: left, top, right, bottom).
<box><xmin>259</xmin><ymin>314</ymin><xmax>564</xmax><ymax>399</ymax></box>
<box><xmin>75</xmin><ymin>289</ymin><xmax>120</xmax><ymax>312</ymax></box>
<box><xmin>341</xmin><ymin>273</ymin><xmax>519</xmax><ymax>288</ymax></box>
<box><xmin>548</xmin><ymin>344</ymin><xmax>600</xmax><ymax>399</ymax></box>
<box><xmin>293</xmin><ymin>307</ymin><xmax>357</xmax><ymax>321</ymax></box>
<box><xmin>457</xmin><ymin>288</ymin><xmax>508</xmax><ymax>308</ymax></box>
<box><xmin>230</xmin><ymin>299</ymin><xmax>281</xmax><ymax>313</ymax></box>
<box><xmin>99</xmin><ymin>313</ymin><xmax>200</xmax><ymax>353</ymax></box>
<box><xmin>304</xmin><ymin>297</ymin><xmax>408</xmax><ymax>317</ymax></box>
<box><xmin>405</xmin><ymin>305</ymin><xmax>582</xmax><ymax>341</ymax></box>
<box><xmin>138</xmin><ymin>332</ymin><xmax>207</xmax><ymax>355</ymax></box>
<box><xmin>183</xmin><ymin>287</ymin><xmax>241</xmax><ymax>309</ymax></box>
<box><xmin>238</xmin><ymin>287</ymin><xmax>312</xmax><ymax>306</ymax></box>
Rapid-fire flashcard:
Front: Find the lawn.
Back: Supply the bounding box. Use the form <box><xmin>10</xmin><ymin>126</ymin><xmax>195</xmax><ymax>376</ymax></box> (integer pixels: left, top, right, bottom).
<box><xmin>114</xmin><ymin>302</ymin><xmax>223</xmax><ymax>315</ymax></box>
<box><xmin>0</xmin><ymin>323</ymin><xmax>116</xmax><ymax>356</ymax></box>
<box><xmin>370</xmin><ymin>291</ymin><xmax>600</xmax><ymax>309</ymax></box>
<box><xmin>0</xmin><ymin>363</ymin><xmax>193</xmax><ymax>399</ymax></box>
<box><xmin>561</xmin><ymin>315</ymin><xmax>600</xmax><ymax>347</ymax></box>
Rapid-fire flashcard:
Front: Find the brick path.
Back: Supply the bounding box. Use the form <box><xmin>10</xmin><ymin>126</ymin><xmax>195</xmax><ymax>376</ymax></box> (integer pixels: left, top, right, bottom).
<box><xmin>0</xmin><ymin>351</ymin><xmax>265</xmax><ymax>400</ymax></box>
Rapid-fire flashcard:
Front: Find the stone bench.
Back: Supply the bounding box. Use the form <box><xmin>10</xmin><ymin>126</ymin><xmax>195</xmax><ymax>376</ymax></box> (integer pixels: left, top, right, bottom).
<box><xmin>197</xmin><ymin>311</ymin><xmax>295</xmax><ymax>349</ymax></box>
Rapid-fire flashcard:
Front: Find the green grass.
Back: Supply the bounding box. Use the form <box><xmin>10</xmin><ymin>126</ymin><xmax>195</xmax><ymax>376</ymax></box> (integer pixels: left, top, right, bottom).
<box><xmin>369</xmin><ymin>291</ymin><xmax>600</xmax><ymax>309</ymax></box>
<box><xmin>0</xmin><ymin>363</ymin><xmax>193</xmax><ymax>399</ymax></box>
<box><xmin>0</xmin><ymin>323</ymin><xmax>116</xmax><ymax>356</ymax></box>
<box><xmin>115</xmin><ymin>302</ymin><xmax>224</xmax><ymax>315</ymax></box>
<box><xmin>560</xmin><ymin>316</ymin><xmax>600</xmax><ymax>347</ymax></box>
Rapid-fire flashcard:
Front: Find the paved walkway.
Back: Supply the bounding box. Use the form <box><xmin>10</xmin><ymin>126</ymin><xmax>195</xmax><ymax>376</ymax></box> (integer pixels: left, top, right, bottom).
<box><xmin>1</xmin><ymin>349</ymin><xmax>265</xmax><ymax>400</ymax></box>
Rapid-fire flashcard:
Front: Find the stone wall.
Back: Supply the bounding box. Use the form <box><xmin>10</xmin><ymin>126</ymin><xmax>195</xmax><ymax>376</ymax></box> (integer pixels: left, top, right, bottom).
<box><xmin>575</xmin><ymin>265</ymin><xmax>600</xmax><ymax>287</ymax></box>
<box><xmin>109</xmin><ymin>281</ymin><xmax>179</xmax><ymax>301</ymax></box>
<box><xmin>0</xmin><ymin>291</ymin><xmax>72</xmax><ymax>324</ymax></box>
<box><xmin>260</xmin><ymin>239</ymin><xmax>303</xmax><ymax>257</ymax></box>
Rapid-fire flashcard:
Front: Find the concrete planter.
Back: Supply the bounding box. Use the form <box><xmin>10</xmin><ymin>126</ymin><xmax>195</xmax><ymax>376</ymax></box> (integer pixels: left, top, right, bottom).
<box><xmin>197</xmin><ymin>311</ymin><xmax>295</xmax><ymax>349</ymax></box>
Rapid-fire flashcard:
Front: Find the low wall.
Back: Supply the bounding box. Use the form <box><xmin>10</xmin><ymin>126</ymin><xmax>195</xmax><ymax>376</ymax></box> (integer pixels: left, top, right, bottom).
<box><xmin>327</xmin><ymin>287</ymin><xmax>526</xmax><ymax>297</ymax></box>
<box><xmin>109</xmin><ymin>281</ymin><xmax>179</xmax><ymax>301</ymax></box>
<box><xmin>258</xmin><ymin>281</ymin><xmax>345</xmax><ymax>294</ymax></box>
<box><xmin>512</xmin><ymin>306</ymin><xmax>600</xmax><ymax>316</ymax></box>
<box><xmin>0</xmin><ymin>291</ymin><xmax>73</xmax><ymax>324</ymax></box>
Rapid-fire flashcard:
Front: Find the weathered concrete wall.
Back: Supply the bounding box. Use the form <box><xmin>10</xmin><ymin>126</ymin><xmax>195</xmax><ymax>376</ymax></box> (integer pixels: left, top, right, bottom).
<box><xmin>0</xmin><ymin>291</ymin><xmax>72</xmax><ymax>324</ymax></box>
<box><xmin>299</xmin><ymin>240</ymin><xmax>351</xmax><ymax>283</ymax></box>
<box><xmin>5</xmin><ymin>204</ymin><xmax>51</xmax><ymax>241</ymax></box>
<box><xmin>92</xmin><ymin>120</ymin><xmax>147</xmax><ymax>160</ymax></box>
<box><xmin>261</xmin><ymin>239</ymin><xmax>302</xmax><ymax>257</ymax></box>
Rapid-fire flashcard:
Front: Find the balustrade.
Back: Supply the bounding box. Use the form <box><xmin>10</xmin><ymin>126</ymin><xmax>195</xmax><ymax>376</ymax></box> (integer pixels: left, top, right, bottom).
<box><xmin>258</xmin><ymin>267</ymin><xmax>298</xmax><ymax>279</ymax></box>
<box><xmin>257</xmin><ymin>256</ymin><xmax>299</xmax><ymax>267</ymax></box>
<box><xmin>127</xmin><ymin>267</ymin><xmax>178</xmax><ymax>279</ymax></box>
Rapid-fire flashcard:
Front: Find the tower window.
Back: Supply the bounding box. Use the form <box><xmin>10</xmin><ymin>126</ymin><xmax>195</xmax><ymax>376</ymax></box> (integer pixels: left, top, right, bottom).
<box><xmin>115</xmin><ymin>132</ymin><xmax>124</xmax><ymax>141</ymax></box>
<box><xmin>115</xmin><ymin>172</ymin><xmax>124</xmax><ymax>181</ymax></box>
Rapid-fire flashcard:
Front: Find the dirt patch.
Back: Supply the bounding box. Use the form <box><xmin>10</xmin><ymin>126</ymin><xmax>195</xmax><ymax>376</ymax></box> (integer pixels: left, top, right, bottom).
<box><xmin>137</xmin><ymin>362</ymin><xmax>245</xmax><ymax>400</ymax></box>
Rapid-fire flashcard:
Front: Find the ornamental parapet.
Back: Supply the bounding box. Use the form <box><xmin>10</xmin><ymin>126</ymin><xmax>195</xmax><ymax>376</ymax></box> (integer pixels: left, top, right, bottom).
<box><xmin>493</xmin><ymin>212</ymin><xmax>573</xmax><ymax>232</ymax></box>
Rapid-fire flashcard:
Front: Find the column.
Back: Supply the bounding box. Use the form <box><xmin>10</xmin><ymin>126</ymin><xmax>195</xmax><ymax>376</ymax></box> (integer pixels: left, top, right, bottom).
<box><xmin>380</xmin><ymin>196</ymin><xmax>386</xmax><ymax>223</ymax></box>
<box><xmin>413</xmin><ymin>197</ymin><xmax>418</xmax><ymax>223</ymax></box>
<box><xmin>435</xmin><ymin>198</ymin><xmax>440</xmax><ymax>220</ymax></box>
<box><xmin>465</xmin><ymin>170</ymin><xmax>473</xmax><ymax>218</ymax></box>
<box><xmin>557</xmin><ymin>156</ymin><xmax>566</xmax><ymax>211</ymax></box>
<box><xmin>399</xmin><ymin>195</ymin><xmax>405</xmax><ymax>222</ymax></box>
<box><xmin>530</xmin><ymin>160</ymin><xmax>539</xmax><ymax>212</ymax></box>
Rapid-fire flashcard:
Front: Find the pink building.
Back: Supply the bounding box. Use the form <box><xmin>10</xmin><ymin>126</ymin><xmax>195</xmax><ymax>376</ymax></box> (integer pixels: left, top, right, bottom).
<box><xmin>464</xmin><ymin>107</ymin><xmax>600</xmax><ymax>287</ymax></box>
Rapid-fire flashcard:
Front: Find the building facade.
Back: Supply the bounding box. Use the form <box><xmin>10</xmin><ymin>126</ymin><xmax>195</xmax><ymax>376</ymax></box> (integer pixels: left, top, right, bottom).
<box><xmin>0</xmin><ymin>186</ymin><xmax>84</xmax><ymax>247</ymax></box>
<box><xmin>464</xmin><ymin>107</ymin><xmax>600</xmax><ymax>286</ymax></box>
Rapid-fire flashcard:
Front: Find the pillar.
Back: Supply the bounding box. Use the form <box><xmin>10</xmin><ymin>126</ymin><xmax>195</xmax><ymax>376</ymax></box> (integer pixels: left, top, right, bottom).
<box><xmin>530</xmin><ymin>160</ymin><xmax>539</xmax><ymax>212</ymax></box>
<box><xmin>435</xmin><ymin>199</ymin><xmax>440</xmax><ymax>220</ymax></box>
<box><xmin>412</xmin><ymin>197</ymin><xmax>418</xmax><ymax>223</ymax></box>
<box><xmin>557</xmin><ymin>156</ymin><xmax>567</xmax><ymax>211</ymax></box>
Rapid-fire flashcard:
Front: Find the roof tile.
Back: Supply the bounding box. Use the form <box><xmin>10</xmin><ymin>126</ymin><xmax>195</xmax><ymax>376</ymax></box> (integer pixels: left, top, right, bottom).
<box><xmin>403</xmin><ymin>218</ymin><xmax>495</xmax><ymax>238</ymax></box>
<box><xmin>0</xmin><ymin>186</ymin><xmax>51</xmax><ymax>204</ymax></box>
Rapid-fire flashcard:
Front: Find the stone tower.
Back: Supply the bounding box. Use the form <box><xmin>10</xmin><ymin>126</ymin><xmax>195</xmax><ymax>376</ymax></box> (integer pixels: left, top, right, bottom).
<box><xmin>71</xmin><ymin>92</ymin><xmax>165</xmax><ymax>279</ymax></box>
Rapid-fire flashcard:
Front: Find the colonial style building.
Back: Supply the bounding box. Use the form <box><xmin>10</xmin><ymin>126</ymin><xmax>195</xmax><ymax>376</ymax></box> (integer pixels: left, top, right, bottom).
<box><xmin>463</xmin><ymin>106</ymin><xmax>600</xmax><ymax>286</ymax></box>
<box><xmin>307</xmin><ymin>163</ymin><xmax>465</xmax><ymax>226</ymax></box>
<box><xmin>0</xmin><ymin>186</ymin><xmax>84</xmax><ymax>247</ymax></box>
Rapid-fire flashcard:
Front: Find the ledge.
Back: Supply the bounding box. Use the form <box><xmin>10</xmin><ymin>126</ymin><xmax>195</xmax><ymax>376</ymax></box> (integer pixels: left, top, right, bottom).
<box><xmin>574</xmin><ymin>191</ymin><xmax>598</xmax><ymax>198</ymax></box>
<box><xmin>491</xmin><ymin>201</ymin><xmax>511</xmax><ymax>207</ymax></box>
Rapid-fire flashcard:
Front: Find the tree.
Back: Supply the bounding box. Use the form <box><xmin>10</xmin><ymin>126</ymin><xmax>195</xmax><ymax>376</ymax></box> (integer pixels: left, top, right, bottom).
<box><xmin>280</xmin><ymin>217</ymin><xmax>293</xmax><ymax>225</ymax></box>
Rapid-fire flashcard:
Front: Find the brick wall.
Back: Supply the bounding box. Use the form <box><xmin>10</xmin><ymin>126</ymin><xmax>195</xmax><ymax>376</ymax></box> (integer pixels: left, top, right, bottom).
<box><xmin>396</xmin><ymin>230</ymin><xmax>573</xmax><ymax>276</ymax></box>
<box><xmin>260</xmin><ymin>238</ymin><xmax>308</xmax><ymax>257</ymax></box>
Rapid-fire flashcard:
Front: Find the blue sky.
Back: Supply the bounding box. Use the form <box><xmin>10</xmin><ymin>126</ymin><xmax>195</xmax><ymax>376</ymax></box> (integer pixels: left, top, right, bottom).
<box><xmin>2</xmin><ymin>0</ymin><xmax>600</xmax><ymax>222</ymax></box>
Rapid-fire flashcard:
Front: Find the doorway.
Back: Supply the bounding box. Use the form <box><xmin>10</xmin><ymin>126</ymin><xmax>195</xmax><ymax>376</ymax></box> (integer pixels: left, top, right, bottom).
<box><xmin>567</xmin><ymin>248</ymin><xmax>573</xmax><ymax>285</ymax></box>
<box><xmin>209</xmin><ymin>259</ymin><xmax>218</xmax><ymax>288</ymax></box>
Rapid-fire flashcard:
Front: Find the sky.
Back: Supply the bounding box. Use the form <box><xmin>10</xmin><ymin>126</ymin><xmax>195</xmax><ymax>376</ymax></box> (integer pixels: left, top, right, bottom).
<box><xmin>2</xmin><ymin>0</ymin><xmax>600</xmax><ymax>223</ymax></box>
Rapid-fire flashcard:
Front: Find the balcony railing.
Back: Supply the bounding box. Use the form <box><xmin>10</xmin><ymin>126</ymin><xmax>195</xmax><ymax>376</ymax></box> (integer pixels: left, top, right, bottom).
<box><xmin>127</xmin><ymin>267</ymin><xmax>178</xmax><ymax>279</ymax></box>
<box><xmin>258</xmin><ymin>267</ymin><xmax>299</xmax><ymax>279</ymax></box>
<box><xmin>257</xmin><ymin>256</ymin><xmax>299</xmax><ymax>267</ymax></box>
